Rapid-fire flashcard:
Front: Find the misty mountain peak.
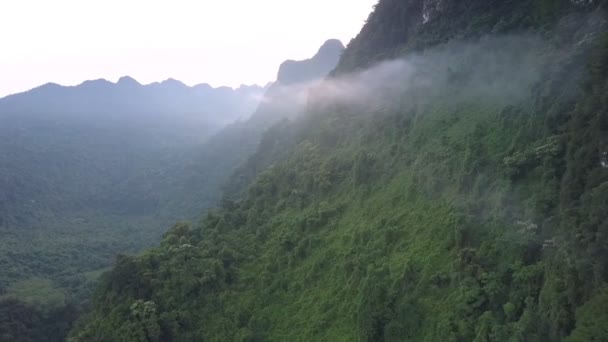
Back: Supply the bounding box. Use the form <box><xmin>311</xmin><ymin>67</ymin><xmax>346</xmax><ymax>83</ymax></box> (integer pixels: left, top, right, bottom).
<box><xmin>316</xmin><ymin>39</ymin><xmax>345</xmax><ymax>58</ymax></box>
<box><xmin>161</xmin><ymin>78</ymin><xmax>187</xmax><ymax>89</ymax></box>
<box><xmin>276</xmin><ymin>39</ymin><xmax>344</xmax><ymax>85</ymax></box>
<box><xmin>117</xmin><ymin>76</ymin><xmax>141</xmax><ymax>87</ymax></box>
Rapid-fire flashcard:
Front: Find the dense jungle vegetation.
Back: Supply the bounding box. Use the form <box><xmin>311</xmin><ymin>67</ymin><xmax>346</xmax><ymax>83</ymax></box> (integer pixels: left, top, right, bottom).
<box><xmin>66</xmin><ymin>0</ymin><xmax>608</xmax><ymax>341</ymax></box>
<box><xmin>73</xmin><ymin>0</ymin><xmax>608</xmax><ymax>341</ymax></box>
<box><xmin>6</xmin><ymin>0</ymin><xmax>608</xmax><ymax>341</ymax></box>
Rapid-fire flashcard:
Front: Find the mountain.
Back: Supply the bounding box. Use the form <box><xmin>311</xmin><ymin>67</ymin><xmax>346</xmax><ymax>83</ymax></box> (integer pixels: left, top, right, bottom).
<box><xmin>0</xmin><ymin>77</ymin><xmax>263</xmax><ymax>340</ymax></box>
<box><xmin>72</xmin><ymin>0</ymin><xmax>608</xmax><ymax>341</ymax></box>
<box><xmin>0</xmin><ymin>77</ymin><xmax>264</xmax><ymax>252</ymax></box>
<box><xmin>0</xmin><ymin>77</ymin><xmax>264</xmax><ymax>222</ymax></box>
<box><xmin>277</xmin><ymin>39</ymin><xmax>345</xmax><ymax>85</ymax></box>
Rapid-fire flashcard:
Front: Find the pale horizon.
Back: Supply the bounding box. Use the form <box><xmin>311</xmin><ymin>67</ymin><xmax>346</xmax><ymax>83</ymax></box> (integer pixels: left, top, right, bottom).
<box><xmin>0</xmin><ymin>0</ymin><xmax>377</xmax><ymax>98</ymax></box>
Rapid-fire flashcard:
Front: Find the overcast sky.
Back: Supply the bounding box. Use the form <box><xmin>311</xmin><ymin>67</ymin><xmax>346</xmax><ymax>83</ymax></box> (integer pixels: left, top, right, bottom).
<box><xmin>0</xmin><ymin>0</ymin><xmax>376</xmax><ymax>97</ymax></box>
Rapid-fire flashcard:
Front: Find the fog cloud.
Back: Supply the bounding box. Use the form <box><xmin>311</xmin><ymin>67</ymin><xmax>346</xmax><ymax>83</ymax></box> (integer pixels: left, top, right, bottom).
<box><xmin>309</xmin><ymin>35</ymin><xmax>552</xmax><ymax>115</ymax></box>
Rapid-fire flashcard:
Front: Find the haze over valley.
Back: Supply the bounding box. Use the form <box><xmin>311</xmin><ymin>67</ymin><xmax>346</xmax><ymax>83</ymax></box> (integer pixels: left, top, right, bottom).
<box><xmin>2</xmin><ymin>1</ymin><xmax>608</xmax><ymax>341</ymax></box>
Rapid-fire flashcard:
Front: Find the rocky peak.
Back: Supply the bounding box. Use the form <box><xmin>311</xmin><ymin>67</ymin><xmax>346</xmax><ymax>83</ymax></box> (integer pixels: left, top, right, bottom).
<box><xmin>315</xmin><ymin>39</ymin><xmax>345</xmax><ymax>60</ymax></box>
<box><xmin>276</xmin><ymin>39</ymin><xmax>344</xmax><ymax>85</ymax></box>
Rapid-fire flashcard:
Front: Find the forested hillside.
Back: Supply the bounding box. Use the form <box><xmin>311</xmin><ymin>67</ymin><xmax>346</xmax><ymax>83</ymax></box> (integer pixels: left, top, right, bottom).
<box><xmin>0</xmin><ymin>79</ymin><xmax>263</xmax><ymax>341</ymax></box>
<box><xmin>73</xmin><ymin>0</ymin><xmax>608</xmax><ymax>341</ymax></box>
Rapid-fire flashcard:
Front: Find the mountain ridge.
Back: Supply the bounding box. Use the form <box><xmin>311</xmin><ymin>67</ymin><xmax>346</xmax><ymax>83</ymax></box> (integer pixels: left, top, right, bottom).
<box><xmin>1</xmin><ymin>77</ymin><xmax>264</xmax><ymax>101</ymax></box>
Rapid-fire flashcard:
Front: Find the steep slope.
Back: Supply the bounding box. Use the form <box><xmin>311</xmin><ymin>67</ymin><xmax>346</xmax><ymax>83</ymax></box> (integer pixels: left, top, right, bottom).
<box><xmin>277</xmin><ymin>39</ymin><xmax>345</xmax><ymax>85</ymax></box>
<box><xmin>73</xmin><ymin>1</ymin><xmax>608</xmax><ymax>341</ymax></box>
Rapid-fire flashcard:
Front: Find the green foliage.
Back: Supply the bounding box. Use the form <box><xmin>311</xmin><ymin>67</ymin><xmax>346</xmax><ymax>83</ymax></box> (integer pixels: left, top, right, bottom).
<box><xmin>2</xmin><ymin>278</ymin><xmax>66</xmax><ymax>313</ymax></box>
<box><xmin>0</xmin><ymin>298</ymin><xmax>77</xmax><ymax>342</ymax></box>
<box><xmin>567</xmin><ymin>287</ymin><xmax>608</xmax><ymax>341</ymax></box>
<box><xmin>73</xmin><ymin>0</ymin><xmax>608</xmax><ymax>341</ymax></box>
<box><xmin>0</xmin><ymin>80</ymin><xmax>257</xmax><ymax>340</ymax></box>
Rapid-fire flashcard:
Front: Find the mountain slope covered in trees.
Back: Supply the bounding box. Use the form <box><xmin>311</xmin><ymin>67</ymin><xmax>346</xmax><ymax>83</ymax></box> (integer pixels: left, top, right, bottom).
<box><xmin>74</xmin><ymin>0</ymin><xmax>608</xmax><ymax>341</ymax></box>
<box><xmin>0</xmin><ymin>78</ymin><xmax>263</xmax><ymax>341</ymax></box>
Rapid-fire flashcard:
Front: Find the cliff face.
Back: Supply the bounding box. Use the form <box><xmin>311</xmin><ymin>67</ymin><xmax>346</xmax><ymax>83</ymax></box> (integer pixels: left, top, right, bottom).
<box><xmin>73</xmin><ymin>1</ymin><xmax>608</xmax><ymax>341</ymax></box>
<box><xmin>276</xmin><ymin>39</ymin><xmax>344</xmax><ymax>85</ymax></box>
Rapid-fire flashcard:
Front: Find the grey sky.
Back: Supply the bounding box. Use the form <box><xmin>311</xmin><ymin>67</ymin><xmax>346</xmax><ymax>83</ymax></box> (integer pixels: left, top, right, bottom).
<box><xmin>0</xmin><ymin>0</ymin><xmax>376</xmax><ymax>97</ymax></box>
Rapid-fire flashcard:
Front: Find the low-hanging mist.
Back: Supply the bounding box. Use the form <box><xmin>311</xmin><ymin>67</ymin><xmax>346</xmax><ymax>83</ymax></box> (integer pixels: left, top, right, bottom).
<box><xmin>304</xmin><ymin>35</ymin><xmax>556</xmax><ymax>117</ymax></box>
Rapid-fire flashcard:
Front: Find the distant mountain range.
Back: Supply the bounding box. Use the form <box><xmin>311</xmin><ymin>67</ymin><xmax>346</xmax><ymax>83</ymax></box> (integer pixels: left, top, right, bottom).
<box><xmin>0</xmin><ymin>74</ymin><xmax>266</xmax><ymax>227</ymax></box>
<box><xmin>0</xmin><ymin>77</ymin><xmax>265</xmax><ymax>140</ymax></box>
<box><xmin>167</xmin><ymin>39</ymin><xmax>346</xmax><ymax>218</ymax></box>
<box><xmin>0</xmin><ymin>39</ymin><xmax>345</xmax><ymax>342</ymax></box>
<box><xmin>0</xmin><ymin>39</ymin><xmax>344</xmax><ymax>223</ymax></box>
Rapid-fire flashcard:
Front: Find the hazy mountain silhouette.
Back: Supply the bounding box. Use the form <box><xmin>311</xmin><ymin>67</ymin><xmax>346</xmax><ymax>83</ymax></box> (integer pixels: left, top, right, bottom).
<box><xmin>0</xmin><ymin>76</ymin><xmax>267</xmax><ymax>219</ymax></box>
<box><xmin>0</xmin><ymin>78</ymin><xmax>264</xmax><ymax>135</ymax></box>
<box><xmin>0</xmin><ymin>76</ymin><xmax>264</xmax><ymax>308</ymax></box>
<box><xmin>277</xmin><ymin>39</ymin><xmax>345</xmax><ymax>85</ymax></box>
